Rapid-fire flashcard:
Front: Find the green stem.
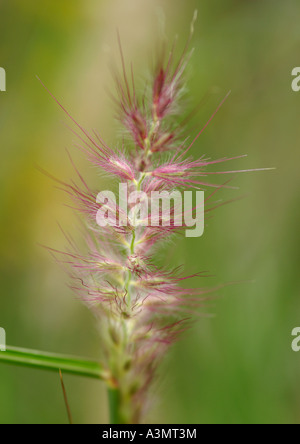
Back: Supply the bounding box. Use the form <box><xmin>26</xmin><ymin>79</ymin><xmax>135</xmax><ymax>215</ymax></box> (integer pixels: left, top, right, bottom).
<box><xmin>109</xmin><ymin>146</ymin><xmax>153</xmax><ymax>424</ymax></box>
<box><xmin>0</xmin><ymin>346</ymin><xmax>108</xmax><ymax>380</ymax></box>
<box><xmin>108</xmin><ymin>388</ymin><xmax>124</xmax><ymax>424</ymax></box>
<box><xmin>144</xmin><ymin>117</ymin><xmax>159</xmax><ymax>156</ymax></box>
<box><xmin>130</xmin><ymin>230</ymin><xmax>136</xmax><ymax>254</ymax></box>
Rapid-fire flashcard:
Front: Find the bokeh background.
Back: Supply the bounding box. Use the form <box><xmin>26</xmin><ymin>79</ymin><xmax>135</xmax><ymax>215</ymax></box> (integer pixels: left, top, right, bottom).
<box><xmin>1</xmin><ymin>0</ymin><xmax>300</xmax><ymax>424</ymax></box>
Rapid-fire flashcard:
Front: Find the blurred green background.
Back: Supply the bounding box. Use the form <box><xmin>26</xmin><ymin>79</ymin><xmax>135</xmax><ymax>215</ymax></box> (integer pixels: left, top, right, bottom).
<box><xmin>0</xmin><ymin>0</ymin><xmax>300</xmax><ymax>424</ymax></box>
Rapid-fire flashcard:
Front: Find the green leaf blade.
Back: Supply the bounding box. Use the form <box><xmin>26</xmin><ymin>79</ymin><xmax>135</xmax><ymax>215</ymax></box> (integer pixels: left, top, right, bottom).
<box><xmin>0</xmin><ymin>346</ymin><xmax>109</xmax><ymax>381</ymax></box>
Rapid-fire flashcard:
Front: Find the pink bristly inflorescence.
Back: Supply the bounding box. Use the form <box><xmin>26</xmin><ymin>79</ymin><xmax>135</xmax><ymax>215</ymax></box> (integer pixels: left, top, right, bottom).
<box><xmin>46</xmin><ymin>28</ymin><xmax>269</xmax><ymax>424</ymax></box>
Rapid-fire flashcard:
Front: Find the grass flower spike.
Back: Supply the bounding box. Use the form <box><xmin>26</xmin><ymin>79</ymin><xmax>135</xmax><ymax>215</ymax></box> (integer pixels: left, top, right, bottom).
<box><xmin>42</xmin><ymin>21</ymin><xmax>271</xmax><ymax>424</ymax></box>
